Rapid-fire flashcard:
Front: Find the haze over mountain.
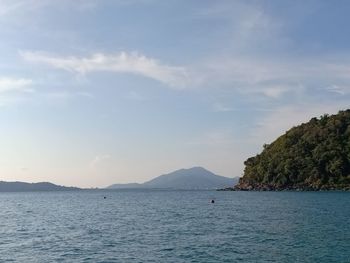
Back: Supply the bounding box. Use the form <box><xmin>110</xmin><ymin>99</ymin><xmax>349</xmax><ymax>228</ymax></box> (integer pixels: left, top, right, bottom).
<box><xmin>0</xmin><ymin>181</ymin><xmax>80</xmax><ymax>192</ymax></box>
<box><xmin>108</xmin><ymin>167</ymin><xmax>237</xmax><ymax>190</ymax></box>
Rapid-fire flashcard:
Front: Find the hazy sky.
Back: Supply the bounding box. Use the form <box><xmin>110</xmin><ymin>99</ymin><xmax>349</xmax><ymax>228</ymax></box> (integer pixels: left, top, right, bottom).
<box><xmin>1</xmin><ymin>0</ymin><xmax>350</xmax><ymax>187</ymax></box>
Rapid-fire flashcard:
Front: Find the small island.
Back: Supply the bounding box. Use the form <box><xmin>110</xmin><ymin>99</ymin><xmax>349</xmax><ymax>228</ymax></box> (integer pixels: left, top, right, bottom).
<box><xmin>234</xmin><ymin>109</ymin><xmax>350</xmax><ymax>191</ymax></box>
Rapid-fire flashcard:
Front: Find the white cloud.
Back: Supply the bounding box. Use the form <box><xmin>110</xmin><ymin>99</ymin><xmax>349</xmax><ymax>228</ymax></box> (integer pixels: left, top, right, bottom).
<box><xmin>260</xmin><ymin>86</ymin><xmax>289</xmax><ymax>99</ymax></box>
<box><xmin>326</xmin><ymin>84</ymin><xmax>350</xmax><ymax>95</ymax></box>
<box><xmin>212</xmin><ymin>102</ymin><xmax>234</xmax><ymax>112</ymax></box>
<box><xmin>89</xmin><ymin>154</ymin><xmax>111</xmax><ymax>169</ymax></box>
<box><xmin>20</xmin><ymin>51</ymin><xmax>189</xmax><ymax>88</ymax></box>
<box><xmin>0</xmin><ymin>77</ymin><xmax>33</xmax><ymax>93</ymax></box>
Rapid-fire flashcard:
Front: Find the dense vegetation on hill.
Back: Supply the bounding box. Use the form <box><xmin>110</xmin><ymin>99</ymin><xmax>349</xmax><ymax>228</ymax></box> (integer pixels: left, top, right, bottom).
<box><xmin>235</xmin><ymin>110</ymin><xmax>350</xmax><ymax>191</ymax></box>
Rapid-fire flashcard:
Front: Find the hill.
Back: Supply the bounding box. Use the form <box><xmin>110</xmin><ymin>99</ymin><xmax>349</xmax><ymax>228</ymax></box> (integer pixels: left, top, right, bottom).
<box><xmin>107</xmin><ymin>167</ymin><xmax>237</xmax><ymax>190</ymax></box>
<box><xmin>235</xmin><ymin>109</ymin><xmax>350</xmax><ymax>191</ymax></box>
<box><xmin>0</xmin><ymin>181</ymin><xmax>80</xmax><ymax>192</ymax></box>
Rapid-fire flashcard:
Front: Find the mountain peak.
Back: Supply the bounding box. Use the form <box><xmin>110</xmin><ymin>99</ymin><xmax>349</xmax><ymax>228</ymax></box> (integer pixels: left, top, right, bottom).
<box><xmin>168</xmin><ymin>166</ymin><xmax>215</xmax><ymax>176</ymax></box>
<box><xmin>142</xmin><ymin>167</ymin><xmax>235</xmax><ymax>189</ymax></box>
<box><xmin>185</xmin><ymin>166</ymin><xmax>211</xmax><ymax>172</ymax></box>
<box><xmin>108</xmin><ymin>167</ymin><xmax>238</xmax><ymax>190</ymax></box>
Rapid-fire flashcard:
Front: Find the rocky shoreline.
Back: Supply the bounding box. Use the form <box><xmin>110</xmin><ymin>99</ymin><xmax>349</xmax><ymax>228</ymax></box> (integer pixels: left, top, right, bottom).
<box><xmin>219</xmin><ymin>182</ymin><xmax>350</xmax><ymax>191</ymax></box>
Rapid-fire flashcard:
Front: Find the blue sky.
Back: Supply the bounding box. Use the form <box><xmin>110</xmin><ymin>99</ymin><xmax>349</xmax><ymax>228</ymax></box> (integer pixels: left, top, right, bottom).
<box><xmin>0</xmin><ymin>0</ymin><xmax>350</xmax><ymax>187</ymax></box>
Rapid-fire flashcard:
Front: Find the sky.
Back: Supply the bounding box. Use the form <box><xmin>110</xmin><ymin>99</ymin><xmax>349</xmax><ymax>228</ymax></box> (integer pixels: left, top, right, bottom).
<box><xmin>0</xmin><ymin>0</ymin><xmax>350</xmax><ymax>187</ymax></box>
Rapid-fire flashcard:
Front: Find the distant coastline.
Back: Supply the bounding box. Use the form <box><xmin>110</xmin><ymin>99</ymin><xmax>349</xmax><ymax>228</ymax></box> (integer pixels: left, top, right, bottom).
<box><xmin>0</xmin><ymin>167</ymin><xmax>238</xmax><ymax>192</ymax></box>
<box><xmin>0</xmin><ymin>181</ymin><xmax>80</xmax><ymax>192</ymax></box>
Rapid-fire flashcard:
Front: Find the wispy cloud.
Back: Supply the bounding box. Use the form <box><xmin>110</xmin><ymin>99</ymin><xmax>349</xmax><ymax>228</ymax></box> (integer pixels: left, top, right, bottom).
<box><xmin>20</xmin><ymin>51</ymin><xmax>189</xmax><ymax>88</ymax></box>
<box><xmin>0</xmin><ymin>0</ymin><xmax>99</xmax><ymax>17</ymax></box>
<box><xmin>326</xmin><ymin>84</ymin><xmax>350</xmax><ymax>95</ymax></box>
<box><xmin>212</xmin><ymin>102</ymin><xmax>234</xmax><ymax>112</ymax></box>
<box><xmin>191</xmin><ymin>2</ymin><xmax>350</xmax><ymax>100</ymax></box>
<box><xmin>249</xmin><ymin>103</ymin><xmax>350</xmax><ymax>146</ymax></box>
<box><xmin>0</xmin><ymin>77</ymin><xmax>33</xmax><ymax>93</ymax></box>
<box><xmin>0</xmin><ymin>1</ymin><xmax>24</xmax><ymax>16</ymax></box>
<box><xmin>259</xmin><ymin>86</ymin><xmax>289</xmax><ymax>99</ymax></box>
<box><xmin>89</xmin><ymin>154</ymin><xmax>111</xmax><ymax>169</ymax></box>
<box><xmin>196</xmin><ymin>1</ymin><xmax>284</xmax><ymax>52</ymax></box>
<box><xmin>0</xmin><ymin>0</ymin><xmax>50</xmax><ymax>17</ymax></box>
<box><xmin>44</xmin><ymin>91</ymin><xmax>93</xmax><ymax>100</ymax></box>
<box><xmin>194</xmin><ymin>55</ymin><xmax>350</xmax><ymax>100</ymax></box>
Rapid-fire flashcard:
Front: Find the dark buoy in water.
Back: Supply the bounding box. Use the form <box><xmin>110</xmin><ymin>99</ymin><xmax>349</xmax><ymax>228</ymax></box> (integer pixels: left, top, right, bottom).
<box><xmin>103</xmin><ymin>196</ymin><xmax>107</xmax><ymax>199</ymax></box>
<box><xmin>211</xmin><ymin>199</ymin><xmax>215</xmax><ymax>204</ymax></box>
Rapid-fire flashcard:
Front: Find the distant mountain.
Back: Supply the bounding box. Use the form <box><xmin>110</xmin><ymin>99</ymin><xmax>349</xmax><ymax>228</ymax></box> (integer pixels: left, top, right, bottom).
<box><xmin>107</xmin><ymin>183</ymin><xmax>142</xmax><ymax>189</ymax></box>
<box><xmin>107</xmin><ymin>167</ymin><xmax>238</xmax><ymax>190</ymax></box>
<box><xmin>0</xmin><ymin>181</ymin><xmax>80</xmax><ymax>192</ymax></box>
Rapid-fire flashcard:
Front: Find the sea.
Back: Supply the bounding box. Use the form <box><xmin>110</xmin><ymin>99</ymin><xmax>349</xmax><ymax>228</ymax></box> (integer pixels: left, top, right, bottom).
<box><xmin>0</xmin><ymin>190</ymin><xmax>349</xmax><ymax>262</ymax></box>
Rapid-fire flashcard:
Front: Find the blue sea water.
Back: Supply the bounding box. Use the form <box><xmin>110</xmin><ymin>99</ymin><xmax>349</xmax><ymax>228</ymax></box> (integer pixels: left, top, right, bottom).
<box><xmin>0</xmin><ymin>190</ymin><xmax>349</xmax><ymax>262</ymax></box>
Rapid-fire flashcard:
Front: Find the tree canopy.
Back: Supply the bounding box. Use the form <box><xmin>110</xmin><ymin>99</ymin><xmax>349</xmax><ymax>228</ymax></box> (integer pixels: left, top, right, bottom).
<box><xmin>236</xmin><ymin>109</ymin><xmax>350</xmax><ymax>190</ymax></box>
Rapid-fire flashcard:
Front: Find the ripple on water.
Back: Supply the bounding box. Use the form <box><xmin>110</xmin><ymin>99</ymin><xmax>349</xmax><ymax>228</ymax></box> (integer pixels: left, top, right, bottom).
<box><xmin>0</xmin><ymin>190</ymin><xmax>349</xmax><ymax>262</ymax></box>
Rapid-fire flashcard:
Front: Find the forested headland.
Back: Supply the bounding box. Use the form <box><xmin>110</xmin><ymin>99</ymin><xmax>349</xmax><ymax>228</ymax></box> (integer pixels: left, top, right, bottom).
<box><xmin>235</xmin><ymin>110</ymin><xmax>350</xmax><ymax>191</ymax></box>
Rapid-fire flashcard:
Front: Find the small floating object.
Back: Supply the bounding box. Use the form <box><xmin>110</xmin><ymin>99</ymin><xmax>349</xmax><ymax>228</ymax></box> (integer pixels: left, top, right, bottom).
<box><xmin>211</xmin><ymin>199</ymin><xmax>215</xmax><ymax>204</ymax></box>
<box><xmin>103</xmin><ymin>196</ymin><xmax>107</xmax><ymax>199</ymax></box>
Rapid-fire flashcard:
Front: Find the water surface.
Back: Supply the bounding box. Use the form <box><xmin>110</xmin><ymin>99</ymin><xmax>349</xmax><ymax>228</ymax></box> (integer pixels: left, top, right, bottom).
<box><xmin>0</xmin><ymin>190</ymin><xmax>349</xmax><ymax>262</ymax></box>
